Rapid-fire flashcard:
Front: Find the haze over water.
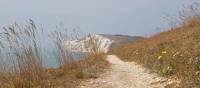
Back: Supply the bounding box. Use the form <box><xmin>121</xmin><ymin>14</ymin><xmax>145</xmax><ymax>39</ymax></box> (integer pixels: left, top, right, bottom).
<box><xmin>0</xmin><ymin>0</ymin><xmax>199</xmax><ymax>36</ymax></box>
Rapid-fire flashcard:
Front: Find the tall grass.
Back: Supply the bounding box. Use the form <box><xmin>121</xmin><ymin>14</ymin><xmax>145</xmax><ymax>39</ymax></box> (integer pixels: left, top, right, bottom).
<box><xmin>0</xmin><ymin>20</ymin><xmax>47</xmax><ymax>88</ymax></box>
<box><xmin>51</xmin><ymin>28</ymin><xmax>75</xmax><ymax>68</ymax></box>
<box><xmin>0</xmin><ymin>20</ymin><xmax>109</xmax><ymax>88</ymax></box>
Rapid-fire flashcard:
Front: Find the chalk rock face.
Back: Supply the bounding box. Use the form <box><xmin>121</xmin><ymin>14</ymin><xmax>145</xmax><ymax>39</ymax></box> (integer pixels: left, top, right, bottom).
<box><xmin>63</xmin><ymin>34</ymin><xmax>113</xmax><ymax>53</ymax></box>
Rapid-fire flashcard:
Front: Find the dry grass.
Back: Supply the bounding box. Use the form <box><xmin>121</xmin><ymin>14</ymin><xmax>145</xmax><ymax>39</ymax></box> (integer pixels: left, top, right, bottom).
<box><xmin>0</xmin><ymin>20</ymin><xmax>109</xmax><ymax>88</ymax></box>
<box><xmin>0</xmin><ymin>20</ymin><xmax>46</xmax><ymax>88</ymax></box>
<box><xmin>111</xmin><ymin>4</ymin><xmax>200</xmax><ymax>88</ymax></box>
<box><xmin>41</xmin><ymin>53</ymin><xmax>109</xmax><ymax>88</ymax></box>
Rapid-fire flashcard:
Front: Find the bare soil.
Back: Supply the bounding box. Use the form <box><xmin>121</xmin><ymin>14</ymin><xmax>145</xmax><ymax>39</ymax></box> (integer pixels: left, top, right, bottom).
<box><xmin>79</xmin><ymin>55</ymin><xmax>174</xmax><ymax>88</ymax></box>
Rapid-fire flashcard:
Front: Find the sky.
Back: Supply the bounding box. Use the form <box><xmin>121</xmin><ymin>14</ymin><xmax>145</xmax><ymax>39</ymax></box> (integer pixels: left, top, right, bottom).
<box><xmin>0</xmin><ymin>0</ymin><xmax>199</xmax><ymax>36</ymax></box>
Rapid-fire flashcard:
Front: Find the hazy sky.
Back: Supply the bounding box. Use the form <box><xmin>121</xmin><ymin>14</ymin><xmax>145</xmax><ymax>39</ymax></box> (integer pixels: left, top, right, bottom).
<box><xmin>0</xmin><ymin>0</ymin><xmax>198</xmax><ymax>36</ymax></box>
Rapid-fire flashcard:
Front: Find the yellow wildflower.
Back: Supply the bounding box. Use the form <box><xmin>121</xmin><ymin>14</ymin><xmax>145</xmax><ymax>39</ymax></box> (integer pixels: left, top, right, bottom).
<box><xmin>158</xmin><ymin>56</ymin><xmax>163</xmax><ymax>60</ymax></box>
<box><xmin>162</xmin><ymin>51</ymin><xmax>167</xmax><ymax>54</ymax></box>
<box><xmin>195</xmin><ymin>71</ymin><xmax>200</xmax><ymax>76</ymax></box>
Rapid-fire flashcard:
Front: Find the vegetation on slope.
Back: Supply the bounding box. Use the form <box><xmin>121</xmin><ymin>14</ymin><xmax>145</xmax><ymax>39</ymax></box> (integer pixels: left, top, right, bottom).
<box><xmin>0</xmin><ymin>20</ymin><xmax>109</xmax><ymax>88</ymax></box>
<box><xmin>111</xmin><ymin>5</ymin><xmax>200</xmax><ymax>88</ymax></box>
<box><xmin>44</xmin><ymin>53</ymin><xmax>109</xmax><ymax>88</ymax></box>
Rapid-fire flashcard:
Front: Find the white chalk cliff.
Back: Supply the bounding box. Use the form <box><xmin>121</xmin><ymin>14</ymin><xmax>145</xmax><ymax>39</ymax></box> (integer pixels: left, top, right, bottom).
<box><xmin>63</xmin><ymin>34</ymin><xmax>113</xmax><ymax>53</ymax></box>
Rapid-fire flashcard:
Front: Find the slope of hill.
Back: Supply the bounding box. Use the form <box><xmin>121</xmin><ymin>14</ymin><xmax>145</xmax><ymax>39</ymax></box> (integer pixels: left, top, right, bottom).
<box><xmin>111</xmin><ymin>24</ymin><xmax>200</xmax><ymax>87</ymax></box>
<box><xmin>100</xmin><ymin>34</ymin><xmax>144</xmax><ymax>49</ymax></box>
<box><xmin>63</xmin><ymin>34</ymin><xmax>143</xmax><ymax>53</ymax></box>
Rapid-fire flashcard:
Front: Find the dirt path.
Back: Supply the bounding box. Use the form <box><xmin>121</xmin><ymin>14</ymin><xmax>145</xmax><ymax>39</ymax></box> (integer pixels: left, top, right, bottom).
<box><xmin>79</xmin><ymin>55</ymin><xmax>172</xmax><ymax>88</ymax></box>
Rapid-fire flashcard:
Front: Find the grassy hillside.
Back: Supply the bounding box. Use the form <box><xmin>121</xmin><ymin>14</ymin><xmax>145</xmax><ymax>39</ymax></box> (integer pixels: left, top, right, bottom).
<box><xmin>111</xmin><ymin>17</ymin><xmax>200</xmax><ymax>88</ymax></box>
<box><xmin>0</xmin><ymin>21</ymin><xmax>109</xmax><ymax>88</ymax></box>
<box><xmin>44</xmin><ymin>53</ymin><xmax>109</xmax><ymax>88</ymax></box>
